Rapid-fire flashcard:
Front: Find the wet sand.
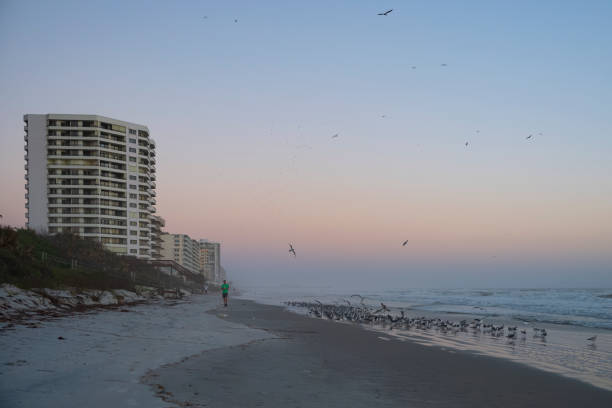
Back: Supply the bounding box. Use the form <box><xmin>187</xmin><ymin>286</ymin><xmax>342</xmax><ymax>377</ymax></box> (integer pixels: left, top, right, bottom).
<box><xmin>146</xmin><ymin>300</ymin><xmax>612</xmax><ymax>407</ymax></box>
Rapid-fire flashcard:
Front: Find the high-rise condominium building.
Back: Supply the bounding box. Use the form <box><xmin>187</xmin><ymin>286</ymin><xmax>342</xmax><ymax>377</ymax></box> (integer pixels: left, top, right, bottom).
<box><xmin>199</xmin><ymin>240</ymin><xmax>221</xmax><ymax>283</ymax></box>
<box><xmin>24</xmin><ymin>114</ymin><xmax>158</xmax><ymax>259</ymax></box>
<box><xmin>150</xmin><ymin>215</ymin><xmax>166</xmax><ymax>259</ymax></box>
<box><xmin>160</xmin><ymin>233</ymin><xmax>201</xmax><ymax>274</ymax></box>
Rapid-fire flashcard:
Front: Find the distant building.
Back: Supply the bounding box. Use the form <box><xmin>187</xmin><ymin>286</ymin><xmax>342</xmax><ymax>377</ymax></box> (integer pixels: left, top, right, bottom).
<box><xmin>159</xmin><ymin>234</ymin><xmax>223</xmax><ymax>283</ymax></box>
<box><xmin>23</xmin><ymin>114</ymin><xmax>158</xmax><ymax>259</ymax></box>
<box><xmin>199</xmin><ymin>240</ymin><xmax>221</xmax><ymax>283</ymax></box>
<box><xmin>160</xmin><ymin>233</ymin><xmax>201</xmax><ymax>274</ymax></box>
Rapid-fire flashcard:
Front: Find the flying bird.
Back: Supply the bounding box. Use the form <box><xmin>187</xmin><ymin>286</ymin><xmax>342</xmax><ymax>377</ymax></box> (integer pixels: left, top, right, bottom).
<box><xmin>331</xmin><ymin>133</ymin><xmax>339</xmax><ymax>139</ymax></box>
<box><xmin>587</xmin><ymin>335</ymin><xmax>597</xmax><ymax>342</ymax></box>
<box><xmin>526</xmin><ymin>134</ymin><xmax>533</xmax><ymax>140</ymax></box>
<box><xmin>441</xmin><ymin>63</ymin><xmax>448</xmax><ymax>67</ymax></box>
<box><xmin>378</xmin><ymin>9</ymin><xmax>393</xmax><ymax>16</ymax></box>
<box><xmin>234</xmin><ymin>19</ymin><xmax>238</xmax><ymax>23</ymax></box>
<box><xmin>411</xmin><ymin>66</ymin><xmax>416</xmax><ymax>69</ymax></box>
<box><xmin>465</xmin><ymin>141</ymin><xmax>469</xmax><ymax>147</ymax></box>
<box><xmin>402</xmin><ymin>240</ymin><xmax>409</xmax><ymax>246</ymax></box>
<box><xmin>288</xmin><ymin>244</ymin><xmax>296</xmax><ymax>257</ymax></box>
<box><xmin>374</xmin><ymin>302</ymin><xmax>390</xmax><ymax>314</ymax></box>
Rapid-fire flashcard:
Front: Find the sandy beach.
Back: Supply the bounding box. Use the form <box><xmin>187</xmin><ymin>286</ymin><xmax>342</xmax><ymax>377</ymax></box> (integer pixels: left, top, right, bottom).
<box><xmin>0</xmin><ymin>295</ymin><xmax>273</xmax><ymax>408</ymax></box>
<box><xmin>149</xmin><ymin>299</ymin><xmax>612</xmax><ymax>408</ymax></box>
<box><xmin>2</xmin><ymin>295</ymin><xmax>611</xmax><ymax>407</ymax></box>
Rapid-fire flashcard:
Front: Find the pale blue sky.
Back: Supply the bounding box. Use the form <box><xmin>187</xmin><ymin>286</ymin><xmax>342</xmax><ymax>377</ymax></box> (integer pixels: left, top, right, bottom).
<box><xmin>1</xmin><ymin>1</ymin><xmax>611</xmax><ymax>287</ymax></box>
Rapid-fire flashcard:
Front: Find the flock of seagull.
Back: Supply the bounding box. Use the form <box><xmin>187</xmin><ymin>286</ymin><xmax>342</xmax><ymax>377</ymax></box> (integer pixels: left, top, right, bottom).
<box><xmin>285</xmin><ymin>300</ymin><xmax>599</xmax><ymax>345</ymax></box>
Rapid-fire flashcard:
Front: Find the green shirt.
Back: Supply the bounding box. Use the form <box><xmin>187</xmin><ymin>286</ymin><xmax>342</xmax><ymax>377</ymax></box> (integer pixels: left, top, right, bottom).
<box><xmin>221</xmin><ymin>283</ymin><xmax>229</xmax><ymax>294</ymax></box>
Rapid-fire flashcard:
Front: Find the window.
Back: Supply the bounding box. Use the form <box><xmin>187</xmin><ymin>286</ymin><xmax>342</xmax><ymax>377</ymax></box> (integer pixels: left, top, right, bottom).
<box><xmin>129</xmin><ymin>138</ymin><xmax>137</xmax><ymax>144</ymax></box>
<box><xmin>130</xmin><ymin>221</ymin><xmax>138</xmax><ymax>226</ymax></box>
<box><xmin>130</xmin><ymin>249</ymin><xmax>137</xmax><ymax>254</ymax></box>
<box><xmin>130</xmin><ymin>240</ymin><xmax>137</xmax><ymax>244</ymax></box>
<box><xmin>128</xmin><ymin>165</ymin><xmax>137</xmax><ymax>172</ymax></box>
<box><xmin>129</xmin><ymin>129</ymin><xmax>137</xmax><ymax>135</ymax></box>
<box><xmin>129</xmin><ymin>147</ymin><xmax>137</xmax><ymax>153</ymax></box>
<box><xmin>129</xmin><ymin>175</ymin><xmax>137</xmax><ymax>180</ymax></box>
<box><xmin>129</xmin><ymin>157</ymin><xmax>137</xmax><ymax>162</ymax></box>
<box><xmin>129</xmin><ymin>193</ymin><xmax>137</xmax><ymax>199</ymax></box>
<box><xmin>129</xmin><ymin>203</ymin><xmax>137</xmax><ymax>208</ymax></box>
<box><xmin>129</xmin><ymin>184</ymin><xmax>136</xmax><ymax>189</ymax></box>
<box><xmin>130</xmin><ymin>230</ymin><xmax>138</xmax><ymax>236</ymax></box>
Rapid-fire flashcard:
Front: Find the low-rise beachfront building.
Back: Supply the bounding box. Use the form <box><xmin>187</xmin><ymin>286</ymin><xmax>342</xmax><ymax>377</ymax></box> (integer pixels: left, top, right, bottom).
<box><xmin>24</xmin><ymin>114</ymin><xmax>158</xmax><ymax>259</ymax></box>
<box><xmin>160</xmin><ymin>233</ymin><xmax>201</xmax><ymax>274</ymax></box>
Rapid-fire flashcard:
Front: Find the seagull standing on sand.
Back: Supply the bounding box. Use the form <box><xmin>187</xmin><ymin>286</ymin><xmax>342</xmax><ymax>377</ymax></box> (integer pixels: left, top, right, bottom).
<box><xmin>378</xmin><ymin>9</ymin><xmax>393</xmax><ymax>16</ymax></box>
<box><xmin>288</xmin><ymin>244</ymin><xmax>296</xmax><ymax>257</ymax></box>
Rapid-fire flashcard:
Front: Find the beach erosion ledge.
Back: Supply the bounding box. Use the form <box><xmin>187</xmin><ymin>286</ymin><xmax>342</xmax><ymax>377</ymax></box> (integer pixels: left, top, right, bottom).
<box><xmin>146</xmin><ymin>299</ymin><xmax>612</xmax><ymax>408</ymax></box>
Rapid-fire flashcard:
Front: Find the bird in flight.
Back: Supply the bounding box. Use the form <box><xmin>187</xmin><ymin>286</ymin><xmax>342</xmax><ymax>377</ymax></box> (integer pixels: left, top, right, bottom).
<box><xmin>234</xmin><ymin>19</ymin><xmax>238</xmax><ymax>23</ymax></box>
<box><xmin>441</xmin><ymin>63</ymin><xmax>448</xmax><ymax>67</ymax></box>
<box><xmin>587</xmin><ymin>335</ymin><xmax>597</xmax><ymax>342</ymax></box>
<box><xmin>289</xmin><ymin>244</ymin><xmax>296</xmax><ymax>257</ymax></box>
<box><xmin>526</xmin><ymin>134</ymin><xmax>533</xmax><ymax>140</ymax></box>
<box><xmin>465</xmin><ymin>141</ymin><xmax>469</xmax><ymax>147</ymax></box>
<box><xmin>374</xmin><ymin>302</ymin><xmax>390</xmax><ymax>314</ymax></box>
<box><xmin>411</xmin><ymin>66</ymin><xmax>417</xmax><ymax>69</ymax></box>
<box><xmin>378</xmin><ymin>9</ymin><xmax>393</xmax><ymax>16</ymax></box>
<box><xmin>331</xmin><ymin>133</ymin><xmax>339</xmax><ymax>139</ymax></box>
<box><xmin>402</xmin><ymin>240</ymin><xmax>409</xmax><ymax>246</ymax></box>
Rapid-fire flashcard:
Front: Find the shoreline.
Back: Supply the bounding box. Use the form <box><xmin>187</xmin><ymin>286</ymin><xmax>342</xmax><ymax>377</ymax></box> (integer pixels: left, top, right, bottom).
<box><xmin>2</xmin><ymin>293</ymin><xmax>610</xmax><ymax>407</ymax></box>
<box><xmin>147</xmin><ymin>299</ymin><xmax>612</xmax><ymax>407</ymax></box>
<box><xmin>249</xmin><ymin>293</ymin><xmax>612</xmax><ymax>391</ymax></box>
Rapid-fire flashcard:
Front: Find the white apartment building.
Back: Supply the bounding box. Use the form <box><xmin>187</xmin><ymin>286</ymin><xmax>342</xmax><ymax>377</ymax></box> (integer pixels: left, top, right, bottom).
<box><xmin>24</xmin><ymin>114</ymin><xmax>158</xmax><ymax>259</ymax></box>
<box><xmin>160</xmin><ymin>233</ymin><xmax>201</xmax><ymax>274</ymax></box>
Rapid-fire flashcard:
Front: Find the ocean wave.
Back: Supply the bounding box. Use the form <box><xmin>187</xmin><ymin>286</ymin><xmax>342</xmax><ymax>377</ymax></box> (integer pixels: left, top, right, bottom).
<box><xmin>511</xmin><ymin>314</ymin><xmax>612</xmax><ymax>330</ymax></box>
<box><xmin>375</xmin><ymin>288</ymin><xmax>612</xmax><ymax>330</ymax></box>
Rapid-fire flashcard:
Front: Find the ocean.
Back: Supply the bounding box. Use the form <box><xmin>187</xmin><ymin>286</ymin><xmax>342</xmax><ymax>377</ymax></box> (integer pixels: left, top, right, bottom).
<box><xmin>239</xmin><ymin>286</ymin><xmax>612</xmax><ymax>391</ymax></box>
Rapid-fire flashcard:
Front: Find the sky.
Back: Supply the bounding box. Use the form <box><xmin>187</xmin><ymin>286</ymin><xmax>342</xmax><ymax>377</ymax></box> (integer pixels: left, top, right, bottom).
<box><xmin>0</xmin><ymin>0</ymin><xmax>611</xmax><ymax>288</ymax></box>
